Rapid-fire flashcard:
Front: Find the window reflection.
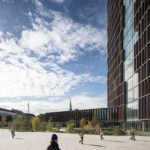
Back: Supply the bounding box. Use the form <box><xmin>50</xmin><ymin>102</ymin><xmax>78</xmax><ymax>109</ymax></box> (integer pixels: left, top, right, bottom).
<box><xmin>123</xmin><ymin>0</ymin><xmax>139</xmax><ymax>121</ymax></box>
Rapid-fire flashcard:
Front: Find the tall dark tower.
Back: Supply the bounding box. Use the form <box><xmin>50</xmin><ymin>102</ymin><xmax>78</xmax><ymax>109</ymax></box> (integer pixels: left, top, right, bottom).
<box><xmin>107</xmin><ymin>0</ymin><xmax>126</xmax><ymax>122</ymax></box>
<box><xmin>107</xmin><ymin>0</ymin><xmax>150</xmax><ymax>131</ymax></box>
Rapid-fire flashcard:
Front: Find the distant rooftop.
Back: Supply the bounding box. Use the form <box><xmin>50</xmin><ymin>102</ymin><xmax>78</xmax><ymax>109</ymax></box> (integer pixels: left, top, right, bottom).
<box><xmin>11</xmin><ymin>108</ymin><xmax>23</xmax><ymax>114</ymax></box>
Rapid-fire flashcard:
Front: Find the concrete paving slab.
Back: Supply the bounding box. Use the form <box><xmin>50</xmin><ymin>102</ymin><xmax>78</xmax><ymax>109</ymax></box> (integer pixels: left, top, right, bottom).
<box><xmin>0</xmin><ymin>129</ymin><xmax>150</xmax><ymax>150</ymax></box>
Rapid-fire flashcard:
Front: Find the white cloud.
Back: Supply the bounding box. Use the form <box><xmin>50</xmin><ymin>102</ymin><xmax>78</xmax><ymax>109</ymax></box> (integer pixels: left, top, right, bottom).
<box><xmin>0</xmin><ymin>31</ymin><xmax>3</xmax><ymax>37</ymax></box>
<box><xmin>0</xmin><ymin>94</ymin><xmax>107</xmax><ymax>115</ymax></box>
<box><xmin>66</xmin><ymin>94</ymin><xmax>107</xmax><ymax>111</ymax></box>
<box><xmin>0</xmin><ymin>0</ymin><xmax>107</xmax><ymax>113</ymax></box>
<box><xmin>20</xmin><ymin>13</ymin><xmax>107</xmax><ymax>64</ymax></box>
<box><xmin>27</xmin><ymin>1</ymin><xmax>107</xmax><ymax>64</ymax></box>
<box><xmin>0</xmin><ymin>35</ymin><xmax>106</xmax><ymax>98</ymax></box>
<box><xmin>2</xmin><ymin>0</ymin><xmax>14</xmax><ymax>3</ymax></box>
<box><xmin>20</xmin><ymin>30</ymin><xmax>50</xmax><ymax>51</ymax></box>
<box><xmin>49</xmin><ymin>0</ymin><xmax>64</xmax><ymax>3</ymax></box>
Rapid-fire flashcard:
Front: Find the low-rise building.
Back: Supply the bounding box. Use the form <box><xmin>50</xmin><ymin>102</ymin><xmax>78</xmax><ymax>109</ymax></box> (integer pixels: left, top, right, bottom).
<box><xmin>45</xmin><ymin>107</ymin><xmax>118</xmax><ymax>127</ymax></box>
<box><xmin>0</xmin><ymin>108</ymin><xmax>18</xmax><ymax>117</ymax></box>
<box><xmin>0</xmin><ymin>108</ymin><xmax>35</xmax><ymax>118</ymax></box>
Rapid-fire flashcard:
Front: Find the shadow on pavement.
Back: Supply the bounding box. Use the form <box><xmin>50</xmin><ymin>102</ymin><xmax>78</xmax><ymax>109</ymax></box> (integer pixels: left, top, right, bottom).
<box><xmin>15</xmin><ymin>138</ymin><xmax>24</xmax><ymax>140</ymax></box>
<box><xmin>104</xmin><ymin>140</ymin><xmax>125</xmax><ymax>143</ymax></box>
<box><xmin>84</xmin><ymin>144</ymin><xmax>105</xmax><ymax>148</ymax></box>
<box><xmin>135</xmin><ymin>140</ymin><xmax>150</xmax><ymax>143</ymax></box>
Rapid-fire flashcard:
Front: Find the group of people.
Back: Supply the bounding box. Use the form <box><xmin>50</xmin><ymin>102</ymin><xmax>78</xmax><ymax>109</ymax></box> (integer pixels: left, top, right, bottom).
<box><xmin>78</xmin><ymin>128</ymin><xmax>104</xmax><ymax>144</ymax></box>
<box><xmin>47</xmin><ymin>128</ymin><xmax>135</xmax><ymax>149</ymax></box>
<box><xmin>10</xmin><ymin>127</ymin><xmax>136</xmax><ymax>150</ymax></box>
<box><xmin>46</xmin><ymin>128</ymin><xmax>104</xmax><ymax>150</ymax></box>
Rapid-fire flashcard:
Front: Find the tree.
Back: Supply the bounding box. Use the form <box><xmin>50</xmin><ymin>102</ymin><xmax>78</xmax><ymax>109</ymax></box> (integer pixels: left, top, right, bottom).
<box><xmin>67</xmin><ymin>122</ymin><xmax>75</xmax><ymax>133</ymax></box>
<box><xmin>74</xmin><ymin>109</ymin><xmax>79</xmax><ymax>111</ymax></box>
<box><xmin>55</xmin><ymin>122</ymin><xmax>61</xmax><ymax>130</ymax></box>
<box><xmin>95</xmin><ymin>124</ymin><xmax>100</xmax><ymax>134</ymax></box>
<box><xmin>1</xmin><ymin>117</ymin><xmax>6</xmax><ymax>128</ymax></box>
<box><xmin>80</xmin><ymin>118</ymin><xmax>86</xmax><ymax>128</ymax></box>
<box><xmin>6</xmin><ymin>115</ymin><xmax>13</xmax><ymax>124</ymax></box>
<box><xmin>12</xmin><ymin>115</ymin><xmax>23</xmax><ymax>130</ymax></box>
<box><xmin>32</xmin><ymin>117</ymin><xmax>40</xmax><ymax>131</ymax></box>
<box><xmin>47</xmin><ymin>121</ymin><xmax>53</xmax><ymax>132</ymax></box>
<box><xmin>84</xmin><ymin>121</ymin><xmax>94</xmax><ymax>131</ymax></box>
<box><xmin>37</xmin><ymin>114</ymin><xmax>45</xmax><ymax>122</ymax></box>
<box><xmin>49</xmin><ymin>116</ymin><xmax>52</xmax><ymax>122</ymax></box>
<box><xmin>0</xmin><ymin>114</ymin><xmax>2</xmax><ymax>122</ymax></box>
<box><xmin>10</xmin><ymin>115</ymin><xmax>32</xmax><ymax>131</ymax></box>
<box><xmin>68</xmin><ymin>120</ymin><xmax>74</xmax><ymax>124</ymax></box>
<box><xmin>91</xmin><ymin>115</ymin><xmax>99</xmax><ymax>127</ymax></box>
<box><xmin>39</xmin><ymin>122</ymin><xmax>47</xmax><ymax>132</ymax></box>
<box><xmin>22</xmin><ymin>119</ymin><xmax>32</xmax><ymax>131</ymax></box>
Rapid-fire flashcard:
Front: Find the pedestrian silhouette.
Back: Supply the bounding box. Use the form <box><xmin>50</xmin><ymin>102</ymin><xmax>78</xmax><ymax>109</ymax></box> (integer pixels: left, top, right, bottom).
<box><xmin>100</xmin><ymin>128</ymin><xmax>104</xmax><ymax>140</ymax></box>
<box><xmin>79</xmin><ymin>131</ymin><xmax>84</xmax><ymax>144</ymax></box>
<box><xmin>130</xmin><ymin>128</ymin><xmax>136</xmax><ymax>141</ymax></box>
<box><xmin>47</xmin><ymin>134</ymin><xmax>61</xmax><ymax>150</ymax></box>
<box><xmin>11</xmin><ymin>129</ymin><xmax>15</xmax><ymax>139</ymax></box>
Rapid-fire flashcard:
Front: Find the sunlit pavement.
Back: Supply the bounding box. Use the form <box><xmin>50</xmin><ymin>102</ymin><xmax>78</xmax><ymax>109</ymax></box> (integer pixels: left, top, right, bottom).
<box><xmin>0</xmin><ymin>129</ymin><xmax>150</xmax><ymax>150</ymax></box>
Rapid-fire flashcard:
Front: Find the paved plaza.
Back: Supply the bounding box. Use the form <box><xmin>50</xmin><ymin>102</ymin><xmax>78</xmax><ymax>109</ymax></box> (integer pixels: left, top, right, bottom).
<box><xmin>0</xmin><ymin>129</ymin><xmax>150</xmax><ymax>150</ymax></box>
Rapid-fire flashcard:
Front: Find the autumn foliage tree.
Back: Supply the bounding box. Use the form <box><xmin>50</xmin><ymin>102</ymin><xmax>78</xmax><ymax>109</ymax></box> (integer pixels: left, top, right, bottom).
<box><xmin>95</xmin><ymin>124</ymin><xmax>100</xmax><ymax>134</ymax></box>
<box><xmin>91</xmin><ymin>115</ymin><xmax>99</xmax><ymax>127</ymax></box>
<box><xmin>1</xmin><ymin>117</ymin><xmax>6</xmax><ymax>128</ymax></box>
<box><xmin>47</xmin><ymin>121</ymin><xmax>53</xmax><ymax>132</ymax></box>
<box><xmin>32</xmin><ymin>117</ymin><xmax>40</xmax><ymax>131</ymax></box>
<box><xmin>80</xmin><ymin>118</ymin><xmax>86</xmax><ymax>128</ymax></box>
<box><xmin>0</xmin><ymin>114</ymin><xmax>2</xmax><ymax>122</ymax></box>
<box><xmin>84</xmin><ymin>121</ymin><xmax>94</xmax><ymax>131</ymax></box>
<box><xmin>12</xmin><ymin>115</ymin><xmax>23</xmax><ymax>130</ymax></box>
<box><xmin>67</xmin><ymin>122</ymin><xmax>75</xmax><ymax>133</ymax></box>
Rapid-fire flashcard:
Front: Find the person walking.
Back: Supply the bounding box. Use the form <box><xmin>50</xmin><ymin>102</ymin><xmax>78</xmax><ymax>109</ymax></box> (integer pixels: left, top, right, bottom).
<box><xmin>47</xmin><ymin>134</ymin><xmax>61</xmax><ymax>150</ymax></box>
<box><xmin>79</xmin><ymin>131</ymin><xmax>84</xmax><ymax>144</ymax></box>
<box><xmin>100</xmin><ymin>128</ymin><xmax>104</xmax><ymax>140</ymax></box>
<box><xmin>130</xmin><ymin>129</ymin><xmax>136</xmax><ymax>141</ymax></box>
<box><xmin>11</xmin><ymin>129</ymin><xmax>15</xmax><ymax>139</ymax></box>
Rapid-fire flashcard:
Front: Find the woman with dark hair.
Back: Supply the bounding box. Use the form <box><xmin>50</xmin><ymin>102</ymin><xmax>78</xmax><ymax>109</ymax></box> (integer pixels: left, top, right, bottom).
<box><xmin>47</xmin><ymin>134</ymin><xmax>61</xmax><ymax>150</ymax></box>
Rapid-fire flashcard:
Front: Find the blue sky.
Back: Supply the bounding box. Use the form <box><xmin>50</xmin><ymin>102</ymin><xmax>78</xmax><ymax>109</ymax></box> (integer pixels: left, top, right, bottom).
<box><xmin>0</xmin><ymin>0</ymin><xmax>107</xmax><ymax>114</ymax></box>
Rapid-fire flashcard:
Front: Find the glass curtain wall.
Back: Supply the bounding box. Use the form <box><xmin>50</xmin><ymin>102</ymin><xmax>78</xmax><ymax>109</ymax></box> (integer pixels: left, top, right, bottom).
<box><xmin>123</xmin><ymin>0</ymin><xmax>139</xmax><ymax>121</ymax></box>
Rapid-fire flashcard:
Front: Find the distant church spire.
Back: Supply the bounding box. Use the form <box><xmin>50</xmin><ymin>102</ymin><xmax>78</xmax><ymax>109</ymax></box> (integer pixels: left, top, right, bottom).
<box><xmin>69</xmin><ymin>99</ymin><xmax>72</xmax><ymax>111</ymax></box>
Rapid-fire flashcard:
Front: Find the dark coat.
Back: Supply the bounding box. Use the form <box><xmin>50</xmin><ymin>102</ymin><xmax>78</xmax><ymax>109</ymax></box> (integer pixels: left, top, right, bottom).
<box><xmin>47</xmin><ymin>141</ymin><xmax>60</xmax><ymax>150</ymax></box>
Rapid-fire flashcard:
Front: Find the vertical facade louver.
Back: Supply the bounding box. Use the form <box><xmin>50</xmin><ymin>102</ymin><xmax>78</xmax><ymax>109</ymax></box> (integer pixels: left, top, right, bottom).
<box><xmin>134</xmin><ymin>0</ymin><xmax>150</xmax><ymax>120</ymax></box>
<box><xmin>108</xmin><ymin>0</ymin><xmax>150</xmax><ymax>131</ymax></box>
<box><xmin>107</xmin><ymin>0</ymin><xmax>126</xmax><ymax>122</ymax></box>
